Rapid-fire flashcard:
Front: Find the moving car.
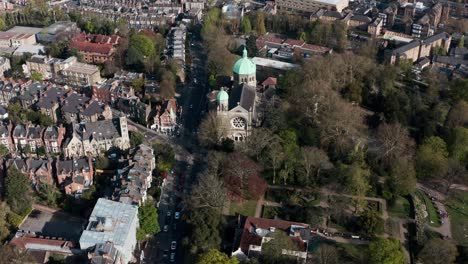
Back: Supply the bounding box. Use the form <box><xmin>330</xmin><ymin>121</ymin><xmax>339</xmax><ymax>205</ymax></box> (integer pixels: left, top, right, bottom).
<box><xmin>175</xmin><ymin>212</ymin><xmax>181</xmax><ymax>220</ymax></box>
<box><xmin>171</xmin><ymin>241</ymin><xmax>177</xmax><ymax>250</ymax></box>
<box><xmin>167</xmin><ymin>211</ymin><xmax>172</xmax><ymax>217</ymax></box>
<box><xmin>170</xmin><ymin>252</ymin><xmax>176</xmax><ymax>262</ymax></box>
<box><xmin>163</xmin><ymin>225</ymin><xmax>169</xmax><ymax>232</ymax></box>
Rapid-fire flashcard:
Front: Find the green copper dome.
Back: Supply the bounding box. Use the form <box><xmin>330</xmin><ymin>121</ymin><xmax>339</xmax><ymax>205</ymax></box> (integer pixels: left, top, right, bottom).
<box><xmin>233</xmin><ymin>48</ymin><xmax>256</xmax><ymax>75</ymax></box>
<box><xmin>217</xmin><ymin>87</ymin><xmax>229</xmax><ymax>101</ymax></box>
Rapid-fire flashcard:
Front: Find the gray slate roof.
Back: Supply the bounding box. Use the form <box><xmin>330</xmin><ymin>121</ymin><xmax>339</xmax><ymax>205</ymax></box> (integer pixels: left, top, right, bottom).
<box><xmin>82</xmin><ymin>101</ymin><xmax>105</xmax><ymax>117</ymax></box>
<box><xmin>75</xmin><ymin>118</ymin><xmax>122</xmax><ymax>141</ymax></box>
<box><xmin>57</xmin><ymin>158</ymin><xmax>91</xmax><ymax>174</ymax></box>
<box><xmin>229</xmin><ymin>84</ymin><xmax>256</xmax><ymax>111</ymax></box>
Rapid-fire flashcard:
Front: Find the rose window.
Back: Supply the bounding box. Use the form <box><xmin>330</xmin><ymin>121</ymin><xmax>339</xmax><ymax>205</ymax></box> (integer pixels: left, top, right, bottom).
<box><xmin>232</xmin><ymin>117</ymin><xmax>246</xmax><ymax>129</ymax></box>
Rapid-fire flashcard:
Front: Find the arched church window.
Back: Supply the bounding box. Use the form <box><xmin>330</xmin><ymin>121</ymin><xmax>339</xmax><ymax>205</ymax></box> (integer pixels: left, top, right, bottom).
<box><xmin>232</xmin><ymin>117</ymin><xmax>246</xmax><ymax>129</ymax></box>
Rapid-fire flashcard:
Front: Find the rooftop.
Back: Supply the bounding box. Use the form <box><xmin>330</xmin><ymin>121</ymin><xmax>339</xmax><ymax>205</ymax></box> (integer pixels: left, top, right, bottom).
<box><xmin>252</xmin><ymin>57</ymin><xmax>300</xmax><ymax>70</ymax></box>
<box><xmin>79</xmin><ymin>198</ymin><xmax>138</xmax><ymax>248</ymax></box>
<box><xmin>19</xmin><ymin>208</ymin><xmax>85</xmax><ymax>241</ymax></box>
<box><xmin>63</xmin><ymin>62</ymin><xmax>100</xmax><ymax>75</ymax></box>
<box><xmin>6</xmin><ymin>26</ymin><xmax>43</xmax><ymax>35</ymax></box>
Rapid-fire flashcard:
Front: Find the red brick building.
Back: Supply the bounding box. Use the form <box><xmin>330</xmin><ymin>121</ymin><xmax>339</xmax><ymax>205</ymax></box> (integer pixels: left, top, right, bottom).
<box><xmin>69</xmin><ymin>33</ymin><xmax>121</xmax><ymax>64</ymax></box>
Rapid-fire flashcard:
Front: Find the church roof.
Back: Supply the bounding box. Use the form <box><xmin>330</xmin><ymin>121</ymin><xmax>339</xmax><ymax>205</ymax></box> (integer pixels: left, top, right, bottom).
<box><xmin>216</xmin><ymin>87</ymin><xmax>229</xmax><ymax>101</ymax></box>
<box><xmin>229</xmin><ymin>83</ymin><xmax>256</xmax><ymax>111</ymax></box>
<box><xmin>233</xmin><ymin>48</ymin><xmax>256</xmax><ymax>75</ymax></box>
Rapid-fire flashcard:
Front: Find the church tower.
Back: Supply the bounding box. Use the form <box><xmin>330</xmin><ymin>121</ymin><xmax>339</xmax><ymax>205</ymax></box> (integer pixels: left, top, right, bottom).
<box><xmin>216</xmin><ymin>87</ymin><xmax>229</xmax><ymax>112</ymax></box>
<box><xmin>233</xmin><ymin>47</ymin><xmax>257</xmax><ymax>87</ymax></box>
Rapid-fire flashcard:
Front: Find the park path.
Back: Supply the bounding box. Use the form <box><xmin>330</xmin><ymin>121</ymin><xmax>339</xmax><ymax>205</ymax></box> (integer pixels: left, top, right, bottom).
<box><xmin>416</xmin><ymin>183</ymin><xmax>452</xmax><ymax>238</ymax></box>
<box><xmin>450</xmin><ymin>184</ymin><xmax>468</xmax><ymax>191</ymax></box>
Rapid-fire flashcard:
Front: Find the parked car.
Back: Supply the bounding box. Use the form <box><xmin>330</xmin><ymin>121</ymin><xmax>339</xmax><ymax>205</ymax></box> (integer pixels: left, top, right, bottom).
<box><xmin>163</xmin><ymin>225</ymin><xmax>169</xmax><ymax>232</ymax></box>
<box><xmin>171</xmin><ymin>241</ymin><xmax>177</xmax><ymax>250</ymax></box>
<box><xmin>170</xmin><ymin>252</ymin><xmax>176</xmax><ymax>262</ymax></box>
<box><xmin>167</xmin><ymin>211</ymin><xmax>172</xmax><ymax>217</ymax></box>
<box><xmin>175</xmin><ymin>212</ymin><xmax>181</xmax><ymax>220</ymax></box>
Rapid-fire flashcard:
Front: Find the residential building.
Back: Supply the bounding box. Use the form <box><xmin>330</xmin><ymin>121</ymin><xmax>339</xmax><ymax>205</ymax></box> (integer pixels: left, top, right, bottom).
<box><xmin>13</xmin><ymin>45</ymin><xmax>45</xmax><ymax>56</ymax></box>
<box><xmin>0</xmin><ymin>122</ymin><xmax>13</xmax><ymax>151</ymax></box>
<box><xmin>0</xmin><ymin>56</ymin><xmax>10</xmax><ymax>76</ymax></box>
<box><xmin>43</xmin><ymin>125</ymin><xmax>66</xmax><ymax>154</ymax></box>
<box><xmin>348</xmin><ymin>14</ymin><xmax>372</xmax><ymax>29</ymax></box>
<box><xmin>26</xmin><ymin>56</ymin><xmax>102</xmax><ymax>86</ymax></box>
<box><xmin>60</xmin><ymin>92</ymin><xmax>90</xmax><ymax>123</ymax></box>
<box><xmin>386</xmin><ymin>32</ymin><xmax>451</xmax><ymax>64</ymax></box>
<box><xmin>59</xmin><ymin>60</ymin><xmax>102</xmax><ymax>87</ymax></box>
<box><xmin>8</xmin><ymin>158</ymin><xmax>54</xmax><ymax>186</ymax></box>
<box><xmin>36</xmin><ymin>21</ymin><xmax>80</xmax><ymax>43</ymax></box>
<box><xmin>232</xmin><ymin>216</ymin><xmax>310</xmax><ymax>262</ymax></box>
<box><xmin>0</xmin><ymin>105</ymin><xmax>7</xmax><ymax>119</ymax></box>
<box><xmin>116</xmin><ymin>97</ymin><xmax>151</xmax><ymax>125</ymax></box>
<box><xmin>63</xmin><ymin>116</ymin><xmax>130</xmax><ymax>158</ymax></box>
<box><xmin>79</xmin><ymin>198</ymin><xmax>139</xmax><ymax>264</ymax></box>
<box><xmin>69</xmin><ymin>33</ymin><xmax>121</xmax><ymax>64</ymax></box>
<box><xmin>18</xmin><ymin>82</ymin><xmax>47</xmax><ymax>109</ymax></box>
<box><xmin>26</xmin><ymin>124</ymin><xmax>43</xmax><ymax>152</ymax></box>
<box><xmin>0</xmin><ymin>80</ymin><xmax>20</xmax><ymax>106</ymax></box>
<box><xmin>0</xmin><ymin>31</ymin><xmax>36</xmax><ymax>48</ymax></box>
<box><xmin>113</xmin><ymin>144</ymin><xmax>155</xmax><ymax>205</ymax></box>
<box><xmin>10</xmin><ymin>231</ymin><xmax>79</xmax><ymax>256</ymax></box>
<box><xmin>277</xmin><ymin>0</ymin><xmax>349</xmax><ymax>13</ymax></box>
<box><xmin>12</xmin><ymin>124</ymin><xmax>27</xmax><ymax>151</ymax></box>
<box><xmin>36</xmin><ymin>86</ymin><xmax>67</xmax><ymax>122</ymax></box>
<box><xmin>368</xmin><ymin>17</ymin><xmax>383</xmax><ymax>37</ymax></box>
<box><xmin>25</xmin><ymin>55</ymin><xmax>63</xmax><ymax>80</ymax></box>
<box><xmin>56</xmin><ymin>157</ymin><xmax>94</xmax><ymax>196</ymax></box>
<box><xmin>91</xmin><ymin>72</ymin><xmax>138</xmax><ymax>104</ymax></box>
<box><xmin>154</xmin><ymin>98</ymin><xmax>178</xmax><ymax>133</ymax></box>
<box><xmin>81</xmin><ymin>100</ymin><xmax>113</xmax><ymax>123</ymax></box>
<box><xmin>88</xmin><ymin>242</ymin><xmax>123</xmax><ymax>264</ymax></box>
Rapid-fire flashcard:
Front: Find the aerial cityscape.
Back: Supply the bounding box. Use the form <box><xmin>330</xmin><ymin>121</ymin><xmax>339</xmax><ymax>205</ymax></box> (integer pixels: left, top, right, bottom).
<box><xmin>0</xmin><ymin>0</ymin><xmax>466</xmax><ymax>263</ymax></box>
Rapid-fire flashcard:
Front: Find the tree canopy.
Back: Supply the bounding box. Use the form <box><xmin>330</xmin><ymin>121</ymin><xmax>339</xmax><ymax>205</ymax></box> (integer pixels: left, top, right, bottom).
<box><xmin>5</xmin><ymin>167</ymin><xmax>32</xmax><ymax>216</ymax></box>
<box><xmin>368</xmin><ymin>238</ymin><xmax>405</xmax><ymax>264</ymax></box>
<box><xmin>196</xmin><ymin>249</ymin><xmax>239</xmax><ymax>264</ymax></box>
<box><xmin>136</xmin><ymin>201</ymin><xmax>160</xmax><ymax>241</ymax></box>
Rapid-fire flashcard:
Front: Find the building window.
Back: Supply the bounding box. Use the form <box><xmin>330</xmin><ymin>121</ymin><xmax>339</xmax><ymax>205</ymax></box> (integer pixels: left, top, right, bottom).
<box><xmin>232</xmin><ymin>117</ymin><xmax>246</xmax><ymax>129</ymax></box>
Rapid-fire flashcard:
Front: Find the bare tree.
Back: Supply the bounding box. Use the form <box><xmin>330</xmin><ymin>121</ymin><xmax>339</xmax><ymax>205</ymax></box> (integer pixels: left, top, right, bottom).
<box><xmin>240</xmin><ymin>127</ymin><xmax>275</xmax><ymax>160</ymax></box>
<box><xmin>190</xmin><ymin>171</ymin><xmax>226</xmax><ymax>210</ymax></box>
<box><xmin>198</xmin><ymin>112</ymin><xmax>228</xmax><ymax>148</ymax></box>
<box><xmin>316</xmin><ymin>244</ymin><xmax>339</xmax><ymax>264</ymax></box>
<box><xmin>301</xmin><ymin>146</ymin><xmax>333</xmax><ymax>186</ymax></box>
<box><xmin>442</xmin><ymin>159</ymin><xmax>467</xmax><ymax>194</ymax></box>
<box><xmin>375</xmin><ymin>122</ymin><xmax>415</xmax><ymax>167</ymax></box>
<box><xmin>445</xmin><ymin>101</ymin><xmax>468</xmax><ymax>128</ymax></box>
<box><xmin>263</xmin><ymin>138</ymin><xmax>284</xmax><ymax>185</ymax></box>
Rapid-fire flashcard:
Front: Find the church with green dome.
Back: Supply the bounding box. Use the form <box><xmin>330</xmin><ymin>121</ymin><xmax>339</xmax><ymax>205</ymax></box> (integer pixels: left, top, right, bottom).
<box><xmin>213</xmin><ymin>47</ymin><xmax>258</xmax><ymax>142</ymax></box>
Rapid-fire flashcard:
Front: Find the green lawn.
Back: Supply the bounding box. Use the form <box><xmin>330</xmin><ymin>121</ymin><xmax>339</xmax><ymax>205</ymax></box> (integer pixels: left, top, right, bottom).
<box><xmin>388</xmin><ymin>196</ymin><xmax>412</xmax><ymax>218</ymax></box>
<box><xmin>416</xmin><ymin>191</ymin><xmax>441</xmax><ymax>227</ymax></box>
<box><xmin>229</xmin><ymin>200</ymin><xmax>257</xmax><ymax>216</ymax></box>
<box><xmin>446</xmin><ymin>190</ymin><xmax>468</xmax><ymax>246</ymax></box>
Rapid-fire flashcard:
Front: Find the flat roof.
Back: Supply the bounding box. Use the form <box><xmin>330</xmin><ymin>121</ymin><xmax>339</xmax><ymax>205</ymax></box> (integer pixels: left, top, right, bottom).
<box><xmin>7</xmin><ymin>26</ymin><xmax>43</xmax><ymax>35</ymax></box>
<box><xmin>19</xmin><ymin>208</ymin><xmax>85</xmax><ymax>241</ymax></box>
<box><xmin>63</xmin><ymin>62</ymin><xmax>99</xmax><ymax>75</ymax></box>
<box><xmin>79</xmin><ymin>199</ymin><xmax>138</xmax><ymax>248</ymax></box>
<box><xmin>252</xmin><ymin>57</ymin><xmax>300</xmax><ymax>70</ymax></box>
<box><xmin>314</xmin><ymin>0</ymin><xmax>347</xmax><ymax>6</ymax></box>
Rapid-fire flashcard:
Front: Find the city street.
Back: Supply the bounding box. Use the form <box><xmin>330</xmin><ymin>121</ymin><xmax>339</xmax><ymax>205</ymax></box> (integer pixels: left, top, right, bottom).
<box><xmin>142</xmin><ymin>29</ymin><xmax>207</xmax><ymax>264</ymax></box>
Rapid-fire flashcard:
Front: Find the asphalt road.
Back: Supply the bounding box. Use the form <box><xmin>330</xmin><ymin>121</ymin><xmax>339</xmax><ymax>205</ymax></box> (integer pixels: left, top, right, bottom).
<box><xmin>142</xmin><ymin>30</ymin><xmax>207</xmax><ymax>264</ymax></box>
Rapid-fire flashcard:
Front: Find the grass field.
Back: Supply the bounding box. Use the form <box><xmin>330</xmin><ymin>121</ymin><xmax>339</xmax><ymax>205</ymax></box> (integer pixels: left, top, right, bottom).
<box><xmin>416</xmin><ymin>191</ymin><xmax>441</xmax><ymax>227</ymax></box>
<box><xmin>388</xmin><ymin>196</ymin><xmax>412</xmax><ymax>218</ymax></box>
<box><xmin>446</xmin><ymin>190</ymin><xmax>468</xmax><ymax>246</ymax></box>
<box><xmin>229</xmin><ymin>200</ymin><xmax>257</xmax><ymax>216</ymax></box>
